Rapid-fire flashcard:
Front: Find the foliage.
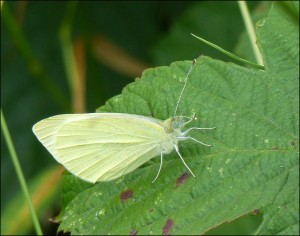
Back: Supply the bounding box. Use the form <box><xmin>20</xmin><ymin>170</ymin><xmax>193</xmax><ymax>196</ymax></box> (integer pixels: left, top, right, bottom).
<box><xmin>1</xmin><ymin>1</ymin><xmax>298</xmax><ymax>235</ymax></box>
<box><xmin>59</xmin><ymin>2</ymin><xmax>299</xmax><ymax>235</ymax></box>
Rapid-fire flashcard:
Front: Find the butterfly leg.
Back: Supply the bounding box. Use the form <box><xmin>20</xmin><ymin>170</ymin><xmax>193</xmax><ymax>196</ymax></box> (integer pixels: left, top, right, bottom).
<box><xmin>178</xmin><ymin>136</ymin><xmax>212</xmax><ymax>146</ymax></box>
<box><xmin>181</xmin><ymin>127</ymin><xmax>215</xmax><ymax>136</ymax></box>
<box><xmin>174</xmin><ymin>144</ymin><xmax>196</xmax><ymax>177</ymax></box>
<box><xmin>152</xmin><ymin>151</ymin><xmax>165</xmax><ymax>183</ymax></box>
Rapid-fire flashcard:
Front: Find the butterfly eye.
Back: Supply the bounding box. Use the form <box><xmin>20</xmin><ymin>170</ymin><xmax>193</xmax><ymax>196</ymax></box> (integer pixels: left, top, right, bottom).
<box><xmin>171</xmin><ymin>117</ymin><xmax>182</xmax><ymax>129</ymax></box>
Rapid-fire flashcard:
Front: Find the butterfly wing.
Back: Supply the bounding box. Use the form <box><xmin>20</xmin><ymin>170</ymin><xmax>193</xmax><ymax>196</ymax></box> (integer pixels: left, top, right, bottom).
<box><xmin>33</xmin><ymin>113</ymin><xmax>167</xmax><ymax>183</ymax></box>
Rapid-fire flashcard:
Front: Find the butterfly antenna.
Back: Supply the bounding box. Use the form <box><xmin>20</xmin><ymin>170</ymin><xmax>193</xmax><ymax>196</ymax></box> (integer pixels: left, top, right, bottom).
<box><xmin>174</xmin><ymin>59</ymin><xmax>197</xmax><ymax>117</ymax></box>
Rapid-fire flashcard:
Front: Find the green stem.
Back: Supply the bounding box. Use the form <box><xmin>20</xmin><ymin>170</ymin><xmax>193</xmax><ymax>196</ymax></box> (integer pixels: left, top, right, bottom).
<box><xmin>238</xmin><ymin>1</ymin><xmax>264</xmax><ymax>66</ymax></box>
<box><xmin>59</xmin><ymin>1</ymin><xmax>78</xmax><ymax>90</ymax></box>
<box><xmin>59</xmin><ymin>1</ymin><xmax>81</xmax><ymax>112</ymax></box>
<box><xmin>1</xmin><ymin>109</ymin><xmax>43</xmax><ymax>235</ymax></box>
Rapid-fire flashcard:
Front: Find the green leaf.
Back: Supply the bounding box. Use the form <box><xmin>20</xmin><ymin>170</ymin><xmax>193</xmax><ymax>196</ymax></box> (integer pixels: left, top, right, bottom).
<box><xmin>58</xmin><ymin>2</ymin><xmax>299</xmax><ymax>235</ymax></box>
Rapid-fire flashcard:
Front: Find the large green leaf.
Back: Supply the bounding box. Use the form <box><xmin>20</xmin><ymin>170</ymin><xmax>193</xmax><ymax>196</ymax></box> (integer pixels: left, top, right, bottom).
<box><xmin>58</xmin><ymin>2</ymin><xmax>299</xmax><ymax>235</ymax></box>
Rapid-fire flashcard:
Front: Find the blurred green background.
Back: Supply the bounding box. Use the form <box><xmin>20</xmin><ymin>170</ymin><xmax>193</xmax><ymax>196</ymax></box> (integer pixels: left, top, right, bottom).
<box><xmin>1</xmin><ymin>1</ymin><xmax>267</xmax><ymax>234</ymax></box>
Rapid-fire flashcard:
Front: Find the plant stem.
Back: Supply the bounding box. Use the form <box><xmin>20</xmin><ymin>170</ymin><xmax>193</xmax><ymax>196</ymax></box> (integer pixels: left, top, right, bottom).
<box><xmin>238</xmin><ymin>1</ymin><xmax>264</xmax><ymax>66</ymax></box>
<box><xmin>1</xmin><ymin>109</ymin><xmax>43</xmax><ymax>235</ymax></box>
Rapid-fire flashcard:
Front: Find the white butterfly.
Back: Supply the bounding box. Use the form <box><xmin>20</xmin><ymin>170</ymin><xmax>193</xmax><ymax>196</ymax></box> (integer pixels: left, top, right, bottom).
<box><xmin>33</xmin><ymin>59</ymin><xmax>215</xmax><ymax>183</ymax></box>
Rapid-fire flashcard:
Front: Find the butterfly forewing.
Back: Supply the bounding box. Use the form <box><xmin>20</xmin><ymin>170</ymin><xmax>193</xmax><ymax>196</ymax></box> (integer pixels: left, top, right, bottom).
<box><xmin>33</xmin><ymin>113</ymin><xmax>168</xmax><ymax>183</ymax></box>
